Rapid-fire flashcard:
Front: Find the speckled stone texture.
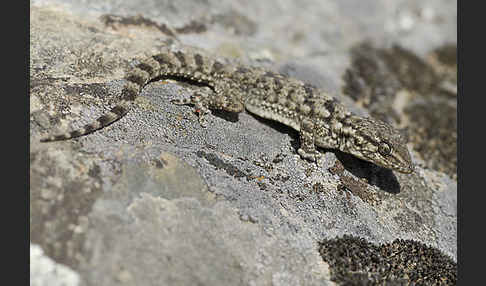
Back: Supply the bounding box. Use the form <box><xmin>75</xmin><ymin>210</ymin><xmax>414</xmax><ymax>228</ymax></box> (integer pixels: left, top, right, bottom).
<box><xmin>30</xmin><ymin>0</ymin><xmax>456</xmax><ymax>285</ymax></box>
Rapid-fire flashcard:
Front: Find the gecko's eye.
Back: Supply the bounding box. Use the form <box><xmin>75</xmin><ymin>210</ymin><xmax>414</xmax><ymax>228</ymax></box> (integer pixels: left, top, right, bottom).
<box><xmin>378</xmin><ymin>142</ymin><xmax>391</xmax><ymax>156</ymax></box>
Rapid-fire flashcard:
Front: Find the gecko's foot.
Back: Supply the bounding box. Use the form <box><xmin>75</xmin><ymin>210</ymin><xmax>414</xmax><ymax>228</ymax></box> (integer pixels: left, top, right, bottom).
<box><xmin>297</xmin><ymin>148</ymin><xmax>322</xmax><ymax>165</ymax></box>
<box><xmin>194</xmin><ymin>105</ymin><xmax>210</xmax><ymax>127</ymax></box>
<box><xmin>171</xmin><ymin>89</ymin><xmax>212</xmax><ymax>128</ymax></box>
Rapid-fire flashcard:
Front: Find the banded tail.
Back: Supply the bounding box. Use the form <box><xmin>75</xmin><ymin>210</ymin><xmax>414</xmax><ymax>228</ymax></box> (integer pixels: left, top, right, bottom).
<box><xmin>39</xmin><ymin>75</ymin><xmax>146</xmax><ymax>142</ymax></box>
<box><xmin>40</xmin><ymin>49</ymin><xmax>225</xmax><ymax>142</ymax></box>
<box><xmin>40</xmin><ymin>101</ymin><xmax>132</xmax><ymax>142</ymax></box>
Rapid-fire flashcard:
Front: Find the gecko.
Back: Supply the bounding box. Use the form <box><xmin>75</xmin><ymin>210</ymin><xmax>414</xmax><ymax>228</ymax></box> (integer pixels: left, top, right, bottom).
<box><xmin>40</xmin><ymin>48</ymin><xmax>414</xmax><ymax>174</ymax></box>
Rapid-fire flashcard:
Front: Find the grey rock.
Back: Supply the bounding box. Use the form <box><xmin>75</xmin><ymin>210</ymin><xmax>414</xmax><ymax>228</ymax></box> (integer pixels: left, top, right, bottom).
<box><xmin>30</xmin><ymin>0</ymin><xmax>456</xmax><ymax>285</ymax></box>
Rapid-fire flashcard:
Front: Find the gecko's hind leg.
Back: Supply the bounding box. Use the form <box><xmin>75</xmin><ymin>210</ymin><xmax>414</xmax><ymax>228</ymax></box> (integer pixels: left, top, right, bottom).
<box><xmin>171</xmin><ymin>86</ymin><xmax>244</xmax><ymax>127</ymax></box>
<box><xmin>297</xmin><ymin>117</ymin><xmax>322</xmax><ymax>165</ymax></box>
<box><xmin>171</xmin><ymin>87</ymin><xmax>213</xmax><ymax>127</ymax></box>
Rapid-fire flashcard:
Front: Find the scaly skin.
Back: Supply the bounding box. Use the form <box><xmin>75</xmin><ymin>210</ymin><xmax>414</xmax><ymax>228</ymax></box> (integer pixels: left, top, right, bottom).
<box><xmin>41</xmin><ymin>48</ymin><xmax>414</xmax><ymax>174</ymax></box>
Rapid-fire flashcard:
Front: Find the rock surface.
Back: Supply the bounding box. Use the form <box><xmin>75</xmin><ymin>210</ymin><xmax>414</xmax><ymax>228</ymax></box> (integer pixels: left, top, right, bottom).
<box><xmin>30</xmin><ymin>0</ymin><xmax>457</xmax><ymax>285</ymax></box>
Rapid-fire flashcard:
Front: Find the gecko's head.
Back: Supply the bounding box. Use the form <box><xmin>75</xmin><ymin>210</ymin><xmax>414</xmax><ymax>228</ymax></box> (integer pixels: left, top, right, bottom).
<box><xmin>347</xmin><ymin>117</ymin><xmax>414</xmax><ymax>174</ymax></box>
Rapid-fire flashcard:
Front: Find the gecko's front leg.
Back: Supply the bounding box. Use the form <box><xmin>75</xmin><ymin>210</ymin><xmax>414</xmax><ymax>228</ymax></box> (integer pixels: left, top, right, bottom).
<box><xmin>297</xmin><ymin>117</ymin><xmax>322</xmax><ymax>163</ymax></box>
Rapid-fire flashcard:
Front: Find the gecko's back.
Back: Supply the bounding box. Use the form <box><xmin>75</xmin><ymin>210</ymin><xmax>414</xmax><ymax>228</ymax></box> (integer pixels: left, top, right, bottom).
<box><xmin>41</xmin><ymin>48</ymin><xmax>413</xmax><ymax>174</ymax></box>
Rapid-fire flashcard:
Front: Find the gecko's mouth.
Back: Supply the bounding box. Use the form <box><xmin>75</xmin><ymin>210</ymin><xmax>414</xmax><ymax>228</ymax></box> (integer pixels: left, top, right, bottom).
<box><xmin>376</xmin><ymin>158</ymin><xmax>415</xmax><ymax>174</ymax></box>
<box><xmin>396</xmin><ymin>164</ymin><xmax>415</xmax><ymax>174</ymax></box>
<box><xmin>359</xmin><ymin>150</ymin><xmax>414</xmax><ymax>174</ymax></box>
<box><xmin>372</xmin><ymin>161</ymin><xmax>414</xmax><ymax>174</ymax></box>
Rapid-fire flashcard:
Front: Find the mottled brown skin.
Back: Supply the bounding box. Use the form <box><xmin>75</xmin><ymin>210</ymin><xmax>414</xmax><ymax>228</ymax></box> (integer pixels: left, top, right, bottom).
<box><xmin>41</xmin><ymin>48</ymin><xmax>414</xmax><ymax>174</ymax></box>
